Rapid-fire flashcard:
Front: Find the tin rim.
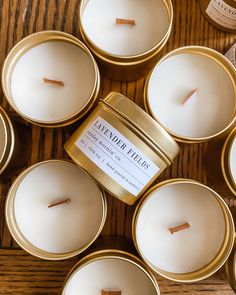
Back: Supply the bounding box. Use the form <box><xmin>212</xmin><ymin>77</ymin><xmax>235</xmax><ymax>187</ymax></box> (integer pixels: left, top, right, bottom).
<box><xmin>79</xmin><ymin>0</ymin><xmax>173</xmax><ymax>62</ymax></box>
<box><xmin>2</xmin><ymin>30</ymin><xmax>100</xmax><ymax>128</ymax></box>
<box><xmin>62</xmin><ymin>249</ymin><xmax>160</xmax><ymax>294</ymax></box>
<box><xmin>132</xmin><ymin>178</ymin><xmax>235</xmax><ymax>282</ymax></box>
<box><xmin>0</xmin><ymin>107</ymin><xmax>15</xmax><ymax>174</ymax></box>
<box><xmin>144</xmin><ymin>46</ymin><xmax>236</xmax><ymax>143</ymax></box>
<box><xmin>225</xmin><ymin>236</ymin><xmax>236</xmax><ymax>292</ymax></box>
<box><xmin>5</xmin><ymin>159</ymin><xmax>107</xmax><ymax>260</ymax></box>
<box><xmin>221</xmin><ymin>127</ymin><xmax>236</xmax><ymax>196</ymax></box>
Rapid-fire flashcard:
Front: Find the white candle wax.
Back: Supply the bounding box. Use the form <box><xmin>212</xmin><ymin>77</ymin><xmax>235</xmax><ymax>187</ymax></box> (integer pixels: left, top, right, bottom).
<box><xmin>14</xmin><ymin>161</ymin><xmax>104</xmax><ymax>253</ymax></box>
<box><xmin>64</xmin><ymin>258</ymin><xmax>157</xmax><ymax>294</ymax></box>
<box><xmin>135</xmin><ymin>182</ymin><xmax>226</xmax><ymax>273</ymax></box>
<box><xmin>81</xmin><ymin>0</ymin><xmax>169</xmax><ymax>56</ymax></box>
<box><xmin>147</xmin><ymin>52</ymin><xmax>235</xmax><ymax>139</ymax></box>
<box><xmin>11</xmin><ymin>41</ymin><xmax>95</xmax><ymax>122</ymax></box>
<box><xmin>230</xmin><ymin>137</ymin><xmax>236</xmax><ymax>183</ymax></box>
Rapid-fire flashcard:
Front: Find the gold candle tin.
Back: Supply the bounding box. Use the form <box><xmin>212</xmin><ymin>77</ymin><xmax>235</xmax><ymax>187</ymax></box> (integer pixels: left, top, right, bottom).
<box><xmin>199</xmin><ymin>0</ymin><xmax>236</xmax><ymax>33</ymax></box>
<box><xmin>132</xmin><ymin>179</ymin><xmax>235</xmax><ymax>283</ymax></box>
<box><xmin>221</xmin><ymin>127</ymin><xmax>236</xmax><ymax>196</ymax></box>
<box><xmin>79</xmin><ymin>0</ymin><xmax>173</xmax><ymax>81</ymax></box>
<box><xmin>62</xmin><ymin>249</ymin><xmax>160</xmax><ymax>294</ymax></box>
<box><xmin>144</xmin><ymin>46</ymin><xmax>236</xmax><ymax>143</ymax></box>
<box><xmin>65</xmin><ymin>92</ymin><xmax>180</xmax><ymax>205</ymax></box>
<box><xmin>224</xmin><ymin>236</ymin><xmax>236</xmax><ymax>292</ymax></box>
<box><xmin>5</xmin><ymin>159</ymin><xmax>107</xmax><ymax>260</ymax></box>
<box><xmin>2</xmin><ymin>30</ymin><xmax>100</xmax><ymax>128</ymax></box>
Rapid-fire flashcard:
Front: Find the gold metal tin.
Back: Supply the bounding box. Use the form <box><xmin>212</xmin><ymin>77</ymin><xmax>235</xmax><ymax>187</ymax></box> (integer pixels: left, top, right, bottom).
<box><xmin>79</xmin><ymin>0</ymin><xmax>173</xmax><ymax>81</ymax></box>
<box><xmin>144</xmin><ymin>46</ymin><xmax>236</xmax><ymax>143</ymax></box>
<box><xmin>224</xmin><ymin>236</ymin><xmax>236</xmax><ymax>292</ymax></box>
<box><xmin>2</xmin><ymin>30</ymin><xmax>100</xmax><ymax>128</ymax></box>
<box><xmin>62</xmin><ymin>249</ymin><xmax>160</xmax><ymax>294</ymax></box>
<box><xmin>65</xmin><ymin>92</ymin><xmax>180</xmax><ymax>205</ymax></box>
<box><xmin>5</xmin><ymin>159</ymin><xmax>107</xmax><ymax>260</ymax></box>
<box><xmin>0</xmin><ymin>107</ymin><xmax>15</xmax><ymax>174</ymax></box>
<box><xmin>132</xmin><ymin>178</ymin><xmax>235</xmax><ymax>283</ymax></box>
<box><xmin>221</xmin><ymin>127</ymin><xmax>236</xmax><ymax>196</ymax></box>
<box><xmin>199</xmin><ymin>0</ymin><xmax>236</xmax><ymax>33</ymax></box>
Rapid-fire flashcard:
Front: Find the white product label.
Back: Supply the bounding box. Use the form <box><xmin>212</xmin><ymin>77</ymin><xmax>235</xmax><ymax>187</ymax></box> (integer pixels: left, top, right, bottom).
<box><xmin>206</xmin><ymin>0</ymin><xmax>236</xmax><ymax>29</ymax></box>
<box><xmin>225</xmin><ymin>42</ymin><xmax>236</xmax><ymax>67</ymax></box>
<box><xmin>75</xmin><ymin>116</ymin><xmax>160</xmax><ymax>196</ymax></box>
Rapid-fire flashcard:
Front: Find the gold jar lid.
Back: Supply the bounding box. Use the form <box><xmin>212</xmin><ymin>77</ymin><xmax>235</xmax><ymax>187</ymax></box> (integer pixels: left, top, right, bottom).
<box><xmin>101</xmin><ymin>92</ymin><xmax>180</xmax><ymax>165</ymax></box>
<box><xmin>0</xmin><ymin>107</ymin><xmax>15</xmax><ymax>174</ymax></box>
<box><xmin>225</xmin><ymin>236</ymin><xmax>236</xmax><ymax>292</ymax></box>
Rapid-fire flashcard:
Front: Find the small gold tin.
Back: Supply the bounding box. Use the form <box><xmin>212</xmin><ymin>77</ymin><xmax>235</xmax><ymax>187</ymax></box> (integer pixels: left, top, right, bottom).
<box><xmin>65</xmin><ymin>92</ymin><xmax>179</xmax><ymax>205</ymax></box>
<box><xmin>221</xmin><ymin>127</ymin><xmax>236</xmax><ymax>196</ymax></box>
<box><xmin>199</xmin><ymin>0</ymin><xmax>236</xmax><ymax>33</ymax></box>
<box><xmin>5</xmin><ymin>159</ymin><xmax>107</xmax><ymax>260</ymax></box>
<box><xmin>224</xmin><ymin>236</ymin><xmax>236</xmax><ymax>292</ymax></box>
<box><xmin>2</xmin><ymin>30</ymin><xmax>100</xmax><ymax>128</ymax></box>
<box><xmin>62</xmin><ymin>249</ymin><xmax>160</xmax><ymax>294</ymax></box>
<box><xmin>144</xmin><ymin>46</ymin><xmax>236</xmax><ymax>143</ymax></box>
<box><xmin>79</xmin><ymin>0</ymin><xmax>173</xmax><ymax>81</ymax></box>
<box><xmin>132</xmin><ymin>179</ymin><xmax>235</xmax><ymax>282</ymax></box>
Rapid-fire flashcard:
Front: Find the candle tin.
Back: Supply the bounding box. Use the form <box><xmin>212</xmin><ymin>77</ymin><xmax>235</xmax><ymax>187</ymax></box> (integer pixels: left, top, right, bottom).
<box><xmin>64</xmin><ymin>92</ymin><xmax>180</xmax><ymax>205</ymax></box>
<box><xmin>225</xmin><ymin>42</ymin><xmax>236</xmax><ymax>68</ymax></box>
<box><xmin>199</xmin><ymin>0</ymin><xmax>236</xmax><ymax>33</ymax></box>
<box><xmin>221</xmin><ymin>127</ymin><xmax>236</xmax><ymax>196</ymax></box>
<box><xmin>2</xmin><ymin>30</ymin><xmax>100</xmax><ymax>128</ymax></box>
<box><xmin>5</xmin><ymin>159</ymin><xmax>107</xmax><ymax>260</ymax></box>
<box><xmin>62</xmin><ymin>249</ymin><xmax>160</xmax><ymax>294</ymax></box>
<box><xmin>144</xmin><ymin>46</ymin><xmax>236</xmax><ymax>143</ymax></box>
<box><xmin>79</xmin><ymin>0</ymin><xmax>173</xmax><ymax>81</ymax></box>
<box><xmin>224</xmin><ymin>236</ymin><xmax>236</xmax><ymax>292</ymax></box>
<box><xmin>132</xmin><ymin>179</ymin><xmax>235</xmax><ymax>282</ymax></box>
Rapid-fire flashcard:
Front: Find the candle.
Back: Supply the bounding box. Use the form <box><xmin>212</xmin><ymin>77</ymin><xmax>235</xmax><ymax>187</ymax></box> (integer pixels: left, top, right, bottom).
<box><xmin>2</xmin><ymin>31</ymin><xmax>100</xmax><ymax>127</ymax></box>
<box><xmin>79</xmin><ymin>0</ymin><xmax>173</xmax><ymax>80</ymax></box>
<box><xmin>62</xmin><ymin>250</ymin><xmax>160</xmax><ymax>294</ymax></box>
<box><xmin>145</xmin><ymin>46</ymin><xmax>236</xmax><ymax>142</ymax></box>
<box><xmin>133</xmin><ymin>179</ymin><xmax>234</xmax><ymax>282</ymax></box>
<box><xmin>65</xmin><ymin>92</ymin><xmax>179</xmax><ymax>205</ymax></box>
<box><xmin>5</xmin><ymin>160</ymin><xmax>106</xmax><ymax>260</ymax></box>
<box><xmin>225</xmin><ymin>42</ymin><xmax>236</xmax><ymax>68</ymax></box>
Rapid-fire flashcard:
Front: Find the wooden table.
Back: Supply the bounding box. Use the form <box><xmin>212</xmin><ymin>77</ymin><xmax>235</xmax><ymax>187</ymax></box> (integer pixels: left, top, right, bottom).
<box><xmin>0</xmin><ymin>0</ymin><xmax>236</xmax><ymax>294</ymax></box>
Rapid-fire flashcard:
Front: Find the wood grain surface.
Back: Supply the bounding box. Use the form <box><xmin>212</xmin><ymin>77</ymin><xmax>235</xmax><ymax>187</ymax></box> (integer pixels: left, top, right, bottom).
<box><xmin>0</xmin><ymin>0</ymin><xmax>236</xmax><ymax>294</ymax></box>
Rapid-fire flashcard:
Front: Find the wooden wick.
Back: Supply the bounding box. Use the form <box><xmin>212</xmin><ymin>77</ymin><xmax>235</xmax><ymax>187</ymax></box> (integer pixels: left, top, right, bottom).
<box><xmin>169</xmin><ymin>222</ymin><xmax>190</xmax><ymax>234</ymax></box>
<box><xmin>182</xmin><ymin>88</ymin><xmax>198</xmax><ymax>104</ymax></box>
<box><xmin>43</xmin><ymin>77</ymin><xmax>64</xmax><ymax>86</ymax></box>
<box><xmin>101</xmin><ymin>290</ymin><xmax>121</xmax><ymax>295</ymax></box>
<box><xmin>48</xmin><ymin>198</ymin><xmax>71</xmax><ymax>208</ymax></box>
<box><xmin>116</xmin><ymin>18</ymin><xmax>136</xmax><ymax>26</ymax></box>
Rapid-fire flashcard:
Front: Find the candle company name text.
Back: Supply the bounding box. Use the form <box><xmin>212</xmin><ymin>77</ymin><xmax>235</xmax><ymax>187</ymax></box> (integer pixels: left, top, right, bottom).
<box><xmin>213</xmin><ymin>0</ymin><xmax>236</xmax><ymax>15</ymax></box>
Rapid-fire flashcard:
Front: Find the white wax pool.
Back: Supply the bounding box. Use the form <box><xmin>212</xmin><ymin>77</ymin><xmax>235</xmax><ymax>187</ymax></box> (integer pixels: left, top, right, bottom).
<box><xmin>135</xmin><ymin>182</ymin><xmax>226</xmax><ymax>273</ymax></box>
<box><xmin>81</xmin><ymin>0</ymin><xmax>169</xmax><ymax>56</ymax></box>
<box><xmin>11</xmin><ymin>41</ymin><xmax>95</xmax><ymax>123</ymax></box>
<box><xmin>14</xmin><ymin>161</ymin><xmax>104</xmax><ymax>253</ymax></box>
<box><xmin>230</xmin><ymin>137</ymin><xmax>236</xmax><ymax>183</ymax></box>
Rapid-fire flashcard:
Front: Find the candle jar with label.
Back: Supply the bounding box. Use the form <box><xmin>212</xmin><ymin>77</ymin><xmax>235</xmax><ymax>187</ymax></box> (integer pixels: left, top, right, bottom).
<box><xmin>0</xmin><ymin>106</ymin><xmax>30</xmax><ymax>175</ymax></box>
<box><xmin>79</xmin><ymin>0</ymin><xmax>173</xmax><ymax>81</ymax></box>
<box><xmin>132</xmin><ymin>179</ymin><xmax>235</xmax><ymax>282</ymax></box>
<box><xmin>65</xmin><ymin>92</ymin><xmax>180</xmax><ymax>205</ymax></box>
<box><xmin>62</xmin><ymin>250</ymin><xmax>160</xmax><ymax>294</ymax></box>
<box><xmin>5</xmin><ymin>160</ymin><xmax>107</xmax><ymax>260</ymax></box>
<box><xmin>2</xmin><ymin>31</ymin><xmax>100</xmax><ymax>127</ymax></box>
<box><xmin>199</xmin><ymin>0</ymin><xmax>236</xmax><ymax>32</ymax></box>
<box><xmin>225</xmin><ymin>42</ymin><xmax>236</xmax><ymax>68</ymax></box>
<box><xmin>144</xmin><ymin>46</ymin><xmax>236</xmax><ymax>143</ymax></box>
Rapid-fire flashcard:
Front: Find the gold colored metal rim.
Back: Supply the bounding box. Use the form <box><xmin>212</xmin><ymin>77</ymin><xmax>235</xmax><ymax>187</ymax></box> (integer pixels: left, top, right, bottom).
<box><xmin>79</xmin><ymin>0</ymin><xmax>173</xmax><ymax>62</ymax></box>
<box><xmin>62</xmin><ymin>249</ymin><xmax>160</xmax><ymax>294</ymax></box>
<box><xmin>0</xmin><ymin>107</ymin><xmax>15</xmax><ymax>174</ymax></box>
<box><xmin>2</xmin><ymin>30</ymin><xmax>100</xmax><ymax>128</ymax></box>
<box><xmin>144</xmin><ymin>46</ymin><xmax>236</xmax><ymax>143</ymax></box>
<box><xmin>132</xmin><ymin>178</ymin><xmax>235</xmax><ymax>282</ymax></box>
<box><xmin>5</xmin><ymin>159</ymin><xmax>107</xmax><ymax>260</ymax></box>
<box><xmin>221</xmin><ymin>127</ymin><xmax>236</xmax><ymax>196</ymax></box>
<box><xmin>225</xmin><ymin>235</ymin><xmax>236</xmax><ymax>292</ymax></box>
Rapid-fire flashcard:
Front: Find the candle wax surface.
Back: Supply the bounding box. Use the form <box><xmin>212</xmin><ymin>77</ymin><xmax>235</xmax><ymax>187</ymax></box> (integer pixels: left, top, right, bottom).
<box><xmin>64</xmin><ymin>258</ymin><xmax>157</xmax><ymax>294</ymax></box>
<box><xmin>82</xmin><ymin>0</ymin><xmax>169</xmax><ymax>56</ymax></box>
<box><xmin>135</xmin><ymin>182</ymin><xmax>225</xmax><ymax>273</ymax></box>
<box><xmin>11</xmin><ymin>41</ymin><xmax>95</xmax><ymax>122</ymax></box>
<box><xmin>14</xmin><ymin>161</ymin><xmax>104</xmax><ymax>253</ymax></box>
<box><xmin>147</xmin><ymin>53</ymin><xmax>235</xmax><ymax>138</ymax></box>
<box><xmin>230</xmin><ymin>137</ymin><xmax>236</xmax><ymax>183</ymax></box>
